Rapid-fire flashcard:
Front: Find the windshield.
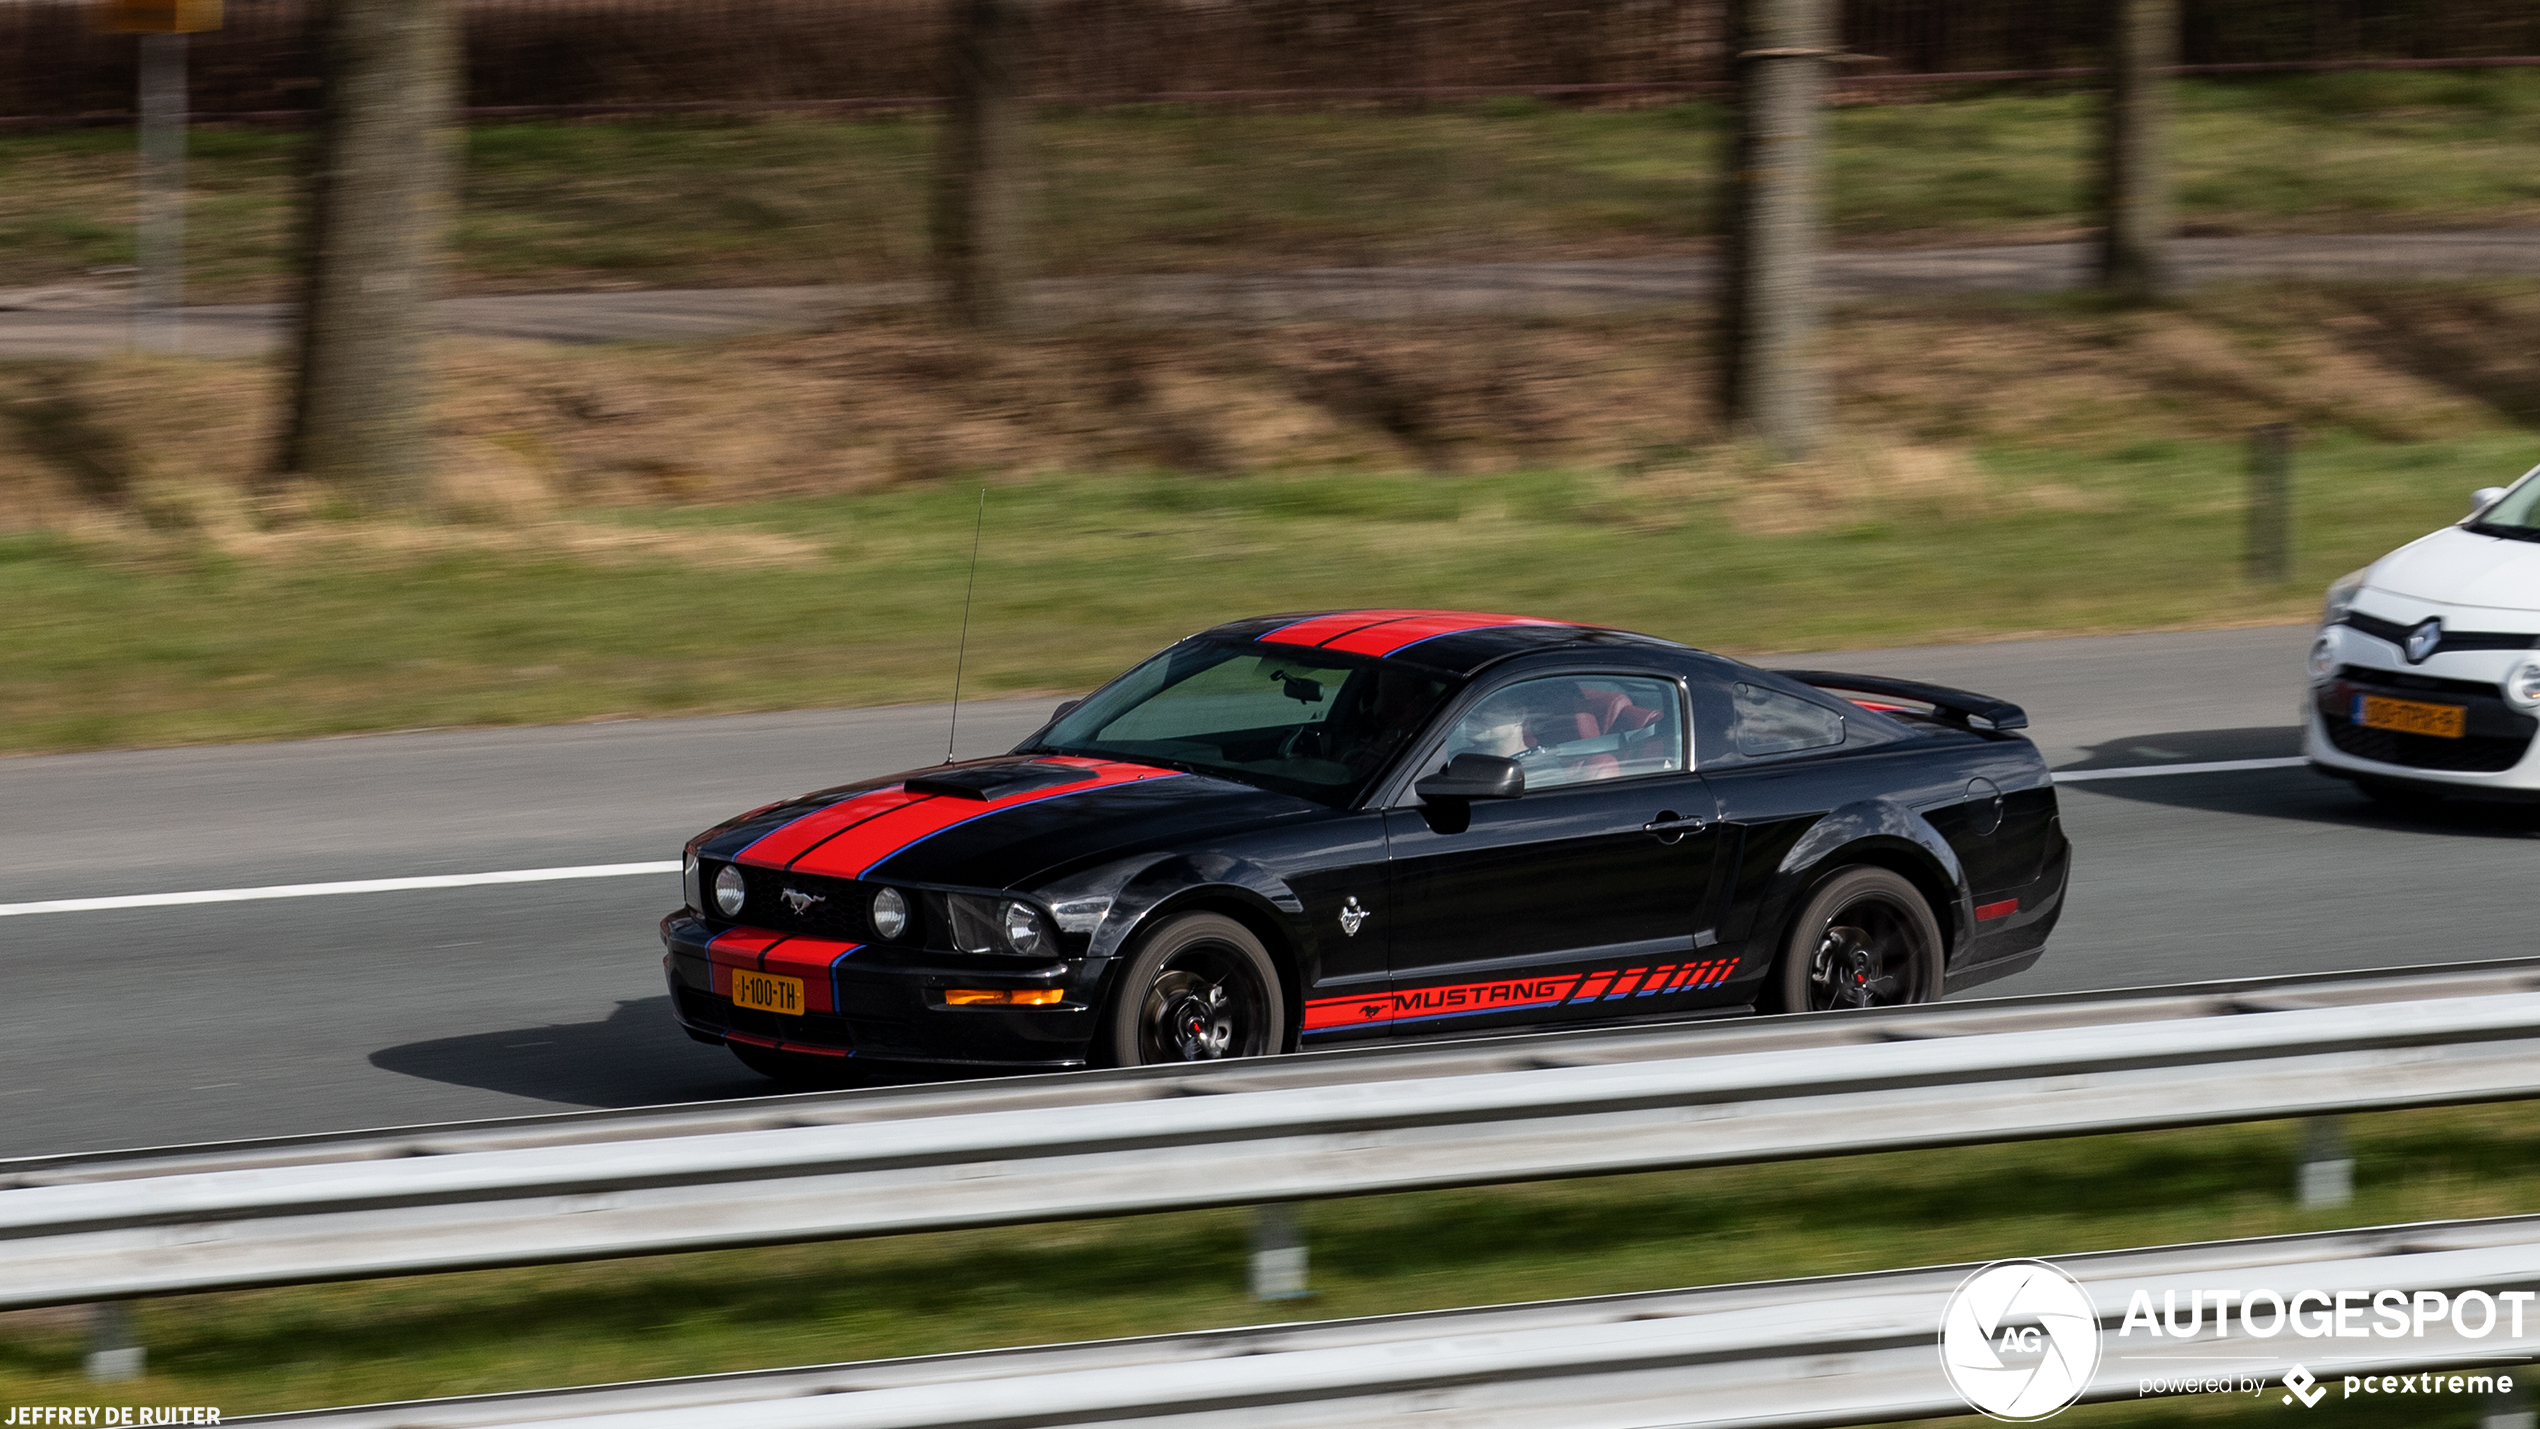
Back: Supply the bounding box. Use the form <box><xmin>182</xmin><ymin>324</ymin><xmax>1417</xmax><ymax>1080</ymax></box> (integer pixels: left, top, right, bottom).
<box><xmin>2469</xmin><ymin>463</ymin><xmax>2540</xmax><ymax>541</ymax></box>
<box><xmin>1025</xmin><ymin>639</ymin><xmax>1456</xmax><ymax>805</ymax></box>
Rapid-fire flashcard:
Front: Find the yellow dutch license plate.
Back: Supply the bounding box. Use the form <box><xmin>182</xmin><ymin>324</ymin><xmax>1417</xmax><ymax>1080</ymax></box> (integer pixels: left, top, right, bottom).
<box><xmin>2353</xmin><ymin>693</ymin><xmax>2465</xmax><ymax>739</ymax></box>
<box><xmin>730</xmin><ymin>970</ymin><xmax>805</xmax><ymax>1015</ymax></box>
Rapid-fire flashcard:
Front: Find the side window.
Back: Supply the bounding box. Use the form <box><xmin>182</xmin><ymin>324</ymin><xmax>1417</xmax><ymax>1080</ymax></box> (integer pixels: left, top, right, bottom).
<box><xmin>1438</xmin><ymin>675</ymin><xmax>1685</xmax><ymax>792</ymax></box>
<box><xmin>1731</xmin><ymin>682</ymin><xmax>1845</xmax><ymax>756</ymax></box>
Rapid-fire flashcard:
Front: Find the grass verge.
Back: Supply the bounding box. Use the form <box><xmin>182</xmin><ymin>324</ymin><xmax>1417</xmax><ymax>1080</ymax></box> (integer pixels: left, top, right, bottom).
<box><xmin>1</xmin><ymin>428</ymin><xmax>2531</xmax><ymax>755</ymax></box>
<box><xmin>5</xmin><ymin>280</ymin><xmax>2537</xmax><ymax>755</ymax></box>
<box><xmin>5</xmin><ymin>72</ymin><xmax>2540</xmax><ymax>299</ymax></box>
<box><xmin>1</xmin><ymin>1104</ymin><xmax>2534</xmax><ymax>1422</ymax></box>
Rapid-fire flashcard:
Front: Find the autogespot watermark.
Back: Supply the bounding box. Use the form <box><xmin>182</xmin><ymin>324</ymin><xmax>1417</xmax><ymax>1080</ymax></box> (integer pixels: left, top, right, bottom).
<box><xmin>1938</xmin><ymin>1260</ymin><xmax>2534</xmax><ymax>1421</ymax></box>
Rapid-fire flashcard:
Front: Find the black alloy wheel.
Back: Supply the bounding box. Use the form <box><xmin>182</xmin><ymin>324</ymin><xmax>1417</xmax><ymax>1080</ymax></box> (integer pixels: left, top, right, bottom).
<box><xmin>1105</xmin><ymin>912</ymin><xmax>1286</xmax><ymax>1067</ymax></box>
<box><xmin>1771</xmin><ymin>866</ymin><xmax>1943</xmax><ymax>1013</ymax></box>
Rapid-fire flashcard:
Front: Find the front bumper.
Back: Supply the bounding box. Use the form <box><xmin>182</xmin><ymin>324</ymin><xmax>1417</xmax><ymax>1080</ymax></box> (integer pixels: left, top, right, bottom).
<box><xmin>661</xmin><ymin>911</ymin><xmax>1103</xmax><ymax>1068</ymax></box>
<box><xmin>2304</xmin><ymin>663</ymin><xmax>2540</xmax><ymax>800</ymax></box>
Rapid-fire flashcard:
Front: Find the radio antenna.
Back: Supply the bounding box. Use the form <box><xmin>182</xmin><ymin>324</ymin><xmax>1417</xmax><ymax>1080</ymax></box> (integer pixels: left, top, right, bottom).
<box><xmin>944</xmin><ymin>488</ymin><xmax>986</xmax><ymax>764</ymax></box>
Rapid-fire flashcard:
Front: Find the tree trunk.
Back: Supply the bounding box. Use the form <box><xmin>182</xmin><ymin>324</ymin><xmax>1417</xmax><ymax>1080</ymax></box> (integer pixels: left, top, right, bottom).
<box><xmin>273</xmin><ymin>0</ymin><xmax>456</xmax><ymax>512</ymax></box>
<box><xmin>930</xmin><ymin>0</ymin><xmax>1027</xmax><ymax>330</ymax></box>
<box><xmin>2096</xmin><ymin>0</ymin><xmax>2175</xmax><ymax>302</ymax></box>
<box><xmin>1714</xmin><ymin>0</ymin><xmax>1830</xmax><ymax>461</ymax></box>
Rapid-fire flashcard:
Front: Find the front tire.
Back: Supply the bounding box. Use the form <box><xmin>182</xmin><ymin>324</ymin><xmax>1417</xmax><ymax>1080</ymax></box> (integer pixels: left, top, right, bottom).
<box><xmin>1101</xmin><ymin>913</ymin><xmax>1287</xmax><ymax>1067</ymax></box>
<box><xmin>1768</xmin><ymin>866</ymin><xmax>1944</xmax><ymax>1013</ymax></box>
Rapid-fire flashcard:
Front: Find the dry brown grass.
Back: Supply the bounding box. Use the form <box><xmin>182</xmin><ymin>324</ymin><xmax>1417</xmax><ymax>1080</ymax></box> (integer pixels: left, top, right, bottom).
<box><xmin>5</xmin><ymin>284</ymin><xmax>2533</xmax><ymax>552</ymax></box>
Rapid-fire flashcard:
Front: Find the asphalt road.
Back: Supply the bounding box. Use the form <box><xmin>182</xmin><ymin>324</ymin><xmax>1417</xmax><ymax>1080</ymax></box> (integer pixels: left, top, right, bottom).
<box><xmin>3</xmin><ymin>622</ymin><xmax>2533</xmax><ymax>1159</ymax></box>
<box><xmin>7</xmin><ymin>230</ymin><xmax>2539</xmax><ymax>357</ymax></box>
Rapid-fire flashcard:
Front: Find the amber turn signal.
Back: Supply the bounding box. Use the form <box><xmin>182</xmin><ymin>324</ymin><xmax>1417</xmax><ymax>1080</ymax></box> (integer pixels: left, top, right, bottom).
<box><xmin>943</xmin><ymin>988</ymin><xmax>1064</xmax><ymax>1006</ymax></box>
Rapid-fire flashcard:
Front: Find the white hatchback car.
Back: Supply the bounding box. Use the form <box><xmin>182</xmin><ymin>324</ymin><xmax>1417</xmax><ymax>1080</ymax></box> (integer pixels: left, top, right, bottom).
<box><xmin>2307</xmin><ymin>462</ymin><xmax>2540</xmax><ymax>806</ymax></box>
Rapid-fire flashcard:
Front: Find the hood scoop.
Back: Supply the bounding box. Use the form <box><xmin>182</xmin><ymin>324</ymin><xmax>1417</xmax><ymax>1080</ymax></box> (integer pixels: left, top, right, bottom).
<box><xmin>903</xmin><ymin>761</ymin><xmax>1099</xmax><ymax>802</ymax></box>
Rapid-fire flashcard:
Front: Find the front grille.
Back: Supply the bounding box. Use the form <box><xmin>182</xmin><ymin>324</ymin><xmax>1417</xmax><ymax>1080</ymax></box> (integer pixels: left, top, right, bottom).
<box><xmin>2325</xmin><ymin>720</ymin><xmax>2531</xmax><ymax>772</ymax></box>
<box><xmin>2318</xmin><ymin>672</ymin><xmax>2535</xmax><ymax>773</ymax></box>
<box><xmin>675</xmin><ymin>986</ymin><xmax>914</xmax><ymax>1055</ymax></box>
<box><xmin>730</xmin><ymin>865</ymin><xmax>871</xmax><ymax>941</ymax></box>
<box><xmin>676</xmin><ymin>986</ymin><xmax>863</xmax><ymax>1048</ymax></box>
<box><xmin>2336</xmin><ymin>665</ymin><xmax>2508</xmax><ymax>699</ymax></box>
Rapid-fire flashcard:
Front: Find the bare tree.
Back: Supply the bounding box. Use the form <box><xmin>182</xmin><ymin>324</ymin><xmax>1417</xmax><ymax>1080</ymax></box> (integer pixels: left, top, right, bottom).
<box><xmin>1714</xmin><ymin>0</ymin><xmax>1832</xmax><ymax>461</ymax></box>
<box><xmin>930</xmin><ymin>0</ymin><xmax>1027</xmax><ymax>330</ymax></box>
<box><xmin>273</xmin><ymin>0</ymin><xmax>457</xmax><ymax>511</ymax></box>
<box><xmin>2096</xmin><ymin>0</ymin><xmax>2176</xmax><ymax>302</ymax></box>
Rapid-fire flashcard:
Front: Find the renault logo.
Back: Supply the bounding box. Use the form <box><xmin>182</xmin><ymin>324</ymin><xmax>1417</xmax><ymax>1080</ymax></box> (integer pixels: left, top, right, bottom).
<box><xmin>2403</xmin><ymin>618</ymin><xmax>2443</xmax><ymax>664</ymax></box>
<box><xmin>780</xmin><ymin>887</ymin><xmax>825</xmax><ymax>915</ymax></box>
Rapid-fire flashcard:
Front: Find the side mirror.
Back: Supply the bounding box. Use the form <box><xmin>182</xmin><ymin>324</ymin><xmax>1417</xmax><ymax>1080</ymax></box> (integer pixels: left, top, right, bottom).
<box><xmin>2471</xmin><ymin>487</ymin><xmax>2507</xmax><ymax>518</ymax></box>
<box><xmin>1415</xmin><ymin>753</ymin><xmax>1525</xmax><ymax>802</ymax></box>
<box><xmin>1050</xmin><ymin>699</ymin><xmax>1081</xmax><ymax>723</ymax></box>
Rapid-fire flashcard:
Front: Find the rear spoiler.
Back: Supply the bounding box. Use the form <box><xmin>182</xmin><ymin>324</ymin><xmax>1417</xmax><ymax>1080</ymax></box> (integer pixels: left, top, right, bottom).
<box><xmin>1772</xmin><ymin>670</ymin><xmax>2029</xmax><ymax>733</ymax></box>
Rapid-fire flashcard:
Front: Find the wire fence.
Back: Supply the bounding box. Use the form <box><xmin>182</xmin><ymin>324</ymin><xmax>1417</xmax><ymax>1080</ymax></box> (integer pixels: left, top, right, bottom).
<box><xmin>6</xmin><ymin>0</ymin><xmax>2540</xmax><ymax>123</ymax></box>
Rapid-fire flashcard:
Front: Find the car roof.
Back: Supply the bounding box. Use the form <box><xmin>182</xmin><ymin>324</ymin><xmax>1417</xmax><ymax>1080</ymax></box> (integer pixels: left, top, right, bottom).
<box><xmin>1201</xmin><ymin>609</ymin><xmax>1696</xmax><ymax>677</ymax></box>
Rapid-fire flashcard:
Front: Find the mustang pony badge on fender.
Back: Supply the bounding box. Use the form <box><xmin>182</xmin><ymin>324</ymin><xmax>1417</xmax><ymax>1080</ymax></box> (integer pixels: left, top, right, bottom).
<box><xmin>1339</xmin><ymin>896</ymin><xmax>1368</xmax><ymax>936</ymax></box>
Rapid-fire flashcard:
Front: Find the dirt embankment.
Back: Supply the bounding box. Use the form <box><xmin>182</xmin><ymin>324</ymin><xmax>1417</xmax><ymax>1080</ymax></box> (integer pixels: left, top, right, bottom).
<box><xmin>3</xmin><ymin>283</ymin><xmax>2532</xmax><ymax>544</ymax></box>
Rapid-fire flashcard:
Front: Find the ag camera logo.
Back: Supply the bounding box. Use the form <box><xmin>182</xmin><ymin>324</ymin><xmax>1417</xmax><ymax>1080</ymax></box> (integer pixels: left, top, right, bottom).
<box><xmin>1941</xmin><ymin>1259</ymin><xmax>2102</xmax><ymax>1421</ymax></box>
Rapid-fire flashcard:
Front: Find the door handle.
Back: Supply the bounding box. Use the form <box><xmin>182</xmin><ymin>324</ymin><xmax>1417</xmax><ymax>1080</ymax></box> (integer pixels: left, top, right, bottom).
<box><xmin>1643</xmin><ymin>811</ymin><xmax>1706</xmax><ymax>844</ymax></box>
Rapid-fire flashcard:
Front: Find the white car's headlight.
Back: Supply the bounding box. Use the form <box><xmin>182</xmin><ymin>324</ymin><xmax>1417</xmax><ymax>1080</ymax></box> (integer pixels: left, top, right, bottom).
<box><xmin>2321</xmin><ymin>569</ymin><xmax>2369</xmax><ymax>628</ymax></box>
<box><xmin>2308</xmin><ymin>632</ymin><xmax>2341</xmax><ymax>685</ymax></box>
<box><xmin>2506</xmin><ymin>657</ymin><xmax>2540</xmax><ymax>711</ymax></box>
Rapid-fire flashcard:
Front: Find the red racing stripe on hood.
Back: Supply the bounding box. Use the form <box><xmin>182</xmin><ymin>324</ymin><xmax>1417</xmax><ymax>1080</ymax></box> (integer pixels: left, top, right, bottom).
<box><xmin>733</xmin><ymin>786</ymin><xmax>935</xmax><ymax>870</ymax></box>
<box><xmin>787</xmin><ymin>757</ymin><xmax>1182</xmax><ymax>880</ymax></box>
<box><xmin>1260</xmin><ymin>609</ymin><xmax>1565</xmax><ymax>658</ymax></box>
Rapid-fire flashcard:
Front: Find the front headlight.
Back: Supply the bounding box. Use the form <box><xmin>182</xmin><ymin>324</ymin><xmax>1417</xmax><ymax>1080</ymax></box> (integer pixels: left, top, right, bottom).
<box><xmin>1001</xmin><ymin>900</ymin><xmax>1046</xmax><ymax>957</ymax></box>
<box><xmin>870</xmin><ymin>887</ymin><xmax>909</xmax><ymax>940</ymax></box>
<box><xmin>2506</xmin><ymin>658</ymin><xmax>2540</xmax><ymax>710</ymax></box>
<box><xmin>713</xmin><ymin>864</ymin><xmax>746</xmax><ymax>918</ymax></box>
<box><xmin>2321</xmin><ymin>569</ymin><xmax>2369</xmax><ymax>628</ymax></box>
<box><xmin>947</xmin><ymin>893</ymin><xmax>1052</xmax><ymax>955</ymax></box>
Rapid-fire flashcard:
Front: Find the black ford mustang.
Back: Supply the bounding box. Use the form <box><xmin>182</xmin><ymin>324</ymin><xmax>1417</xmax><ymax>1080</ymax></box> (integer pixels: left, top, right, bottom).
<box><xmin>663</xmin><ymin>609</ymin><xmax>2069</xmax><ymax>1082</ymax></box>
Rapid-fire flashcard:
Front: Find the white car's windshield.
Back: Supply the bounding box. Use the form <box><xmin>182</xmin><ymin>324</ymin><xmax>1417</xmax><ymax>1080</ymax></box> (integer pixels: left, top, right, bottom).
<box><xmin>1026</xmin><ymin>639</ymin><xmax>1456</xmax><ymax>805</ymax></box>
<box><xmin>2469</xmin><ymin>464</ymin><xmax>2540</xmax><ymax>541</ymax></box>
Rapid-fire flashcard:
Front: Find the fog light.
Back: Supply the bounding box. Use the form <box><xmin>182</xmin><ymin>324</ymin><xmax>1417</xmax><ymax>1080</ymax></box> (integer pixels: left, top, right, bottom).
<box><xmin>2507</xmin><ymin>658</ymin><xmax>2540</xmax><ymax>710</ymax></box>
<box><xmin>943</xmin><ymin>988</ymin><xmax>1064</xmax><ymax>1006</ymax></box>
<box><xmin>2307</xmin><ymin>632</ymin><xmax>2339</xmax><ymax>685</ymax></box>
<box><xmin>870</xmin><ymin>887</ymin><xmax>909</xmax><ymax>940</ymax></box>
<box><xmin>713</xmin><ymin>864</ymin><xmax>746</xmax><ymax>918</ymax></box>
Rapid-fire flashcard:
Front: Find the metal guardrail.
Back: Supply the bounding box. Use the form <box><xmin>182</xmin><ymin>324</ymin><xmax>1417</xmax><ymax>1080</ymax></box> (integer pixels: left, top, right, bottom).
<box><xmin>242</xmin><ymin>1215</ymin><xmax>2540</xmax><ymax>1429</ymax></box>
<box><xmin>7</xmin><ymin>958</ymin><xmax>2540</xmax><ymax>1310</ymax></box>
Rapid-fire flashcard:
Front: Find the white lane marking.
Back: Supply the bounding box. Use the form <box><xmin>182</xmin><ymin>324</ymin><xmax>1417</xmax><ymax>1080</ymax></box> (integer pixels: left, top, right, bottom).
<box><xmin>0</xmin><ymin>861</ymin><xmax>680</xmax><ymax>918</ymax></box>
<box><xmin>2054</xmin><ymin>756</ymin><xmax>2309</xmax><ymax>784</ymax></box>
<box><xmin>0</xmin><ymin>759</ymin><xmax>2307</xmax><ymax>919</ymax></box>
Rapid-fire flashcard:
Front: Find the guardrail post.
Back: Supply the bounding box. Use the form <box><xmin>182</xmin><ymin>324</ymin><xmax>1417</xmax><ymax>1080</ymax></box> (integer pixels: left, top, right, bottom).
<box><xmin>2247</xmin><ymin>422</ymin><xmax>2294</xmax><ymax>582</ymax></box>
<box><xmin>2297</xmin><ymin>1116</ymin><xmax>2353</xmax><ymax>1209</ymax></box>
<box><xmin>85</xmin><ymin>1301</ymin><xmax>144</xmax><ymax>1382</ymax></box>
<box><xmin>1249</xmin><ymin>1203</ymin><xmax>1308</xmax><ymax>1300</ymax></box>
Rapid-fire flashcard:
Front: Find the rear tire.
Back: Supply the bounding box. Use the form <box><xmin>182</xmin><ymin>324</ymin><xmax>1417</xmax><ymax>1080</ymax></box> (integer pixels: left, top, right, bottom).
<box><xmin>1101</xmin><ymin>913</ymin><xmax>1287</xmax><ymax>1067</ymax></box>
<box><xmin>1766</xmin><ymin>866</ymin><xmax>1944</xmax><ymax>1014</ymax></box>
